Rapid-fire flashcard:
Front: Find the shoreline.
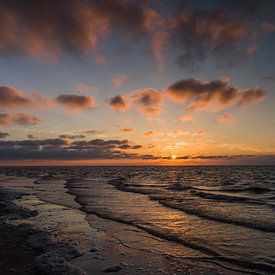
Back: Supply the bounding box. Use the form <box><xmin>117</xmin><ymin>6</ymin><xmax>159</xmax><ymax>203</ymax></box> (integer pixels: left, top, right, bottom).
<box><xmin>0</xmin><ymin>187</ymin><xmax>86</xmax><ymax>275</ymax></box>
<box><xmin>0</xmin><ymin>173</ymin><xmax>250</xmax><ymax>274</ymax></box>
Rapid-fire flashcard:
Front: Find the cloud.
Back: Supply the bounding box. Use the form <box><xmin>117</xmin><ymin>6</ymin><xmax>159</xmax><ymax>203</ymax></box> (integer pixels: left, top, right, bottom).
<box><xmin>28</xmin><ymin>134</ymin><xmax>35</xmax><ymax>139</ymax></box>
<box><xmin>166</xmin><ymin>130</ymin><xmax>189</xmax><ymax>138</ymax></box>
<box><xmin>59</xmin><ymin>134</ymin><xmax>86</xmax><ymax>140</ymax></box>
<box><xmin>0</xmin><ymin>137</ymin><xmax>144</xmax><ymax>160</ymax></box>
<box><xmin>0</xmin><ymin>132</ymin><xmax>9</xmax><ymax>139</ymax></box>
<box><xmin>0</xmin><ymin>85</ymin><xmax>96</xmax><ymax>112</ymax></box>
<box><xmin>170</xmin><ymin>2</ymin><xmax>275</xmax><ymax>66</ymax></box>
<box><xmin>56</xmin><ymin>94</ymin><xmax>95</xmax><ymax>111</ymax></box>
<box><xmin>261</xmin><ymin>22</ymin><xmax>275</xmax><ymax>33</ymax></box>
<box><xmin>173</xmin><ymin>9</ymin><xmax>247</xmax><ymax>65</ymax></box>
<box><xmin>166</xmin><ymin>77</ymin><xmax>266</xmax><ymax>111</ymax></box>
<box><xmin>0</xmin><ymin>113</ymin><xmax>13</xmax><ymax>125</ymax></box>
<box><xmin>0</xmin><ymin>1</ymin><xmax>273</xmax><ymax>69</ymax></box>
<box><xmin>81</xmin><ymin>129</ymin><xmax>104</xmax><ymax>135</ymax></box>
<box><xmin>180</xmin><ymin>114</ymin><xmax>193</xmax><ymax>122</ymax></box>
<box><xmin>0</xmin><ymin>0</ymin><xmax>170</xmax><ymax>65</ymax></box>
<box><xmin>194</xmin><ymin>130</ymin><xmax>206</xmax><ymax>136</ymax></box>
<box><xmin>0</xmin><ymin>134</ymin><xmax>273</xmax><ymax>164</ymax></box>
<box><xmin>12</xmin><ymin>113</ymin><xmax>41</xmax><ymax>125</ymax></box>
<box><xmin>176</xmin><ymin>154</ymin><xmax>275</xmax><ymax>165</ymax></box>
<box><xmin>133</xmin><ymin>88</ymin><xmax>163</xmax><ymax>115</ymax></box>
<box><xmin>0</xmin><ymin>86</ymin><xmax>30</xmax><ymax>108</ymax></box>
<box><xmin>112</xmin><ymin>74</ymin><xmax>128</xmax><ymax>89</ymax></box>
<box><xmin>0</xmin><ymin>113</ymin><xmax>41</xmax><ymax>125</ymax></box>
<box><xmin>109</xmin><ymin>95</ymin><xmax>129</xmax><ymax>111</ymax></box>
<box><xmin>109</xmin><ymin>88</ymin><xmax>164</xmax><ymax>115</ymax></box>
<box><xmin>216</xmin><ymin>112</ymin><xmax>237</xmax><ymax>124</ymax></box>
<box><xmin>142</xmin><ymin>130</ymin><xmax>156</xmax><ymax>137</ymax></box>
<box><xmin>120</xmin><ymin>128</ymin><xmax>135</xmax><ymax>133</ymax></box>
<box><xmin>0</xmin><ymin>86</ymin><xmax>50</xmax><ymax>109</ymax></box>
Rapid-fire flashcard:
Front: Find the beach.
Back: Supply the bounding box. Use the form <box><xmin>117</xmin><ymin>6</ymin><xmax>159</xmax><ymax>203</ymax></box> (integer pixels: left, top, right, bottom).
<box><xmin>0</xmin><ymin>166</ymin><xmax>274</xmax><ymax>274</ymax></box>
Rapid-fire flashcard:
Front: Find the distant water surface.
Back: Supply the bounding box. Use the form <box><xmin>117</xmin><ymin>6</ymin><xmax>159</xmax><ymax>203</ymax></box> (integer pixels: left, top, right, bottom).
<box><xmin>1</xmin><ymin>166</ymin><xmax>275</xmax><ymax>273</ymax></box>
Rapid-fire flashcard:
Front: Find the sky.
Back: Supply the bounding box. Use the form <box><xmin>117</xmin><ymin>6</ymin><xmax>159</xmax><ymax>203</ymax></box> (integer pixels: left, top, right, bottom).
<box><xmin>0</xmin><ymin>0</ymin><xmax>275</xmax><ymax>165</ymax></box>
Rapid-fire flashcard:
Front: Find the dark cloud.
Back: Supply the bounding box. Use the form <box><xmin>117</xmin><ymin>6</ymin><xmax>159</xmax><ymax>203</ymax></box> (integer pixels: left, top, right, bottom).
<box><xmin>0</xmin><ymin>132</ymin><xmax>9</xmax><ymax>139</ymax></box>
<box><xmin>0</xmin><ymin>137</ymin><xmax>144</xmax><ymax>160</ymax></box>
<box><xmin>0</xmin><ymin>1</ymin><xmax>272</xmax><ymax>67</ymax></box>
<box><xmin>173</xmin><ymin>9</ymin><xmax>247</xmax><ymax>66</ymax></box>
<box><xmin>166</xmin><ymin>77</ymin><xmax>266</xmax><ymax>110</ymax></box>
<box><xmin>170</xmin><ymin>0</ymin><xmax>275</xmax><ymax>66</ymax></box>
<box><xmin>56</xmin><ymin>94</ymin><xmax>95</xmax><ymax>111</ymax></box>
<box><xmin>27</xmin><ymin>134</ymin><xmax>34</xmax><ymax>139</ymax></box>
<box><xmin>133</xmin><ymin>89</ymin><xmax>163</xmax><ymax>115</ymax></box>
<box><xmin>0</xmin><ymin>0</ymin><xmax>151</xmax><ymax>61</ymax></box>
<box><xmin>110</xmin><ymin>89</ymin><xmax>163</xmax><ymax>115</ymax></box>
<box><xmin>173</xmin><ymin>154</ymin><xmax>275</xmax><ymax>164</ymax></box>
<box><xmin>59</xmin><ymin>134</ymin><xmax>86</xmax><ymax>140</ymax></box>
<box><xmin>0</xmin><ymin>86</ymin><xmax>30</xmax><ymax>108</ymax></box>
<box><xmin>0</xmin><ymin>113</ymin><xmax>41</xmax><ymax>125</ymax></box>
<box><xmin>81</xmin><ymin>129</ymin><xmax>103</xmax><ymax>134</ymax></box>
<box><xmin>109</xmin><ymin>95</ymin><xmax>128</xmax><ymax>111</ymax></box>
<box><xmin>0</xmin><ymin>136</ymin><xmax>273</xmax><ymax>164</ymax></box>
<box><xmin>0</xmin><ymin>86</ymin><xmax>51</xmax><ymax>109</ymax></box>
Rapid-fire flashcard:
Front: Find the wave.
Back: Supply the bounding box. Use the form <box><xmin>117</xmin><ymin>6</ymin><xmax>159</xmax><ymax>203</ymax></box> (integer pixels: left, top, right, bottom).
<box><xmin>70</xmin><ymin>186</ymin><xmax>275</xmax><ymax>273</ymax></box>
<box><xmin>221</xmin><ymin>186</ymin><xmax>273</xmax><ymax>194</ymax></box>
<box><xmin>190</xmin><ymin>190</ymin><xmax>275</xmax><ymax>208</ymax></box>
<box><xmin>108</xmin><ymin>178</ymin><xmax>275</xmax><ymax>233</ymax></box>
<box><xmin>156</xmin><ymin>199</ymin><xmax>275</xmax><ymax>233</ymax></box>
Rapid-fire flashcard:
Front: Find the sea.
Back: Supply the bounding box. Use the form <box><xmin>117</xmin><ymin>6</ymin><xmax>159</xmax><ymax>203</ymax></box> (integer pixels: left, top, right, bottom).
<box><xmin>1</xmin><ymin>165</ymin><xmax>275</xmax><ymax>274</ymax></box>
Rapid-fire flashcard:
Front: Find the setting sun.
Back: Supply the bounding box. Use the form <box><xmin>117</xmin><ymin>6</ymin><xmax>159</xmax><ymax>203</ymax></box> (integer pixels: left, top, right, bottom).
<box><xmin>172</xmin><ymin>155</ymin><xmax>177</xmax><ymax>160</ymax></box>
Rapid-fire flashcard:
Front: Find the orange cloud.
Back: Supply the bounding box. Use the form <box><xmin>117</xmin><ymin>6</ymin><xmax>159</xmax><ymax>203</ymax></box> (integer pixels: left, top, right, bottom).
<box><xmin>180</xmin><ymin>114</ymin><xmax>193</xmax><ymax>122</ymax></box>
<box><xmin>0</xmin><ymin>113</ymin><xmax>41</xmax><ymax>126</ymax></box>
<box><xmin>132</xmin><ymin>88</ymin><xmax>163</xmax><ymax>115</ymax></box>
<box><xmin>55</xmin><ymin>94</ymin><xmax>95</xmax><ymax>112</ymax></box>
<box><xmin>142</xmin><ymin>130</ymin><xmax>156</xmax><ymax>137</ymax></box>
<box><xmin>109</xmin><ymin>88</ymin><xmax>163</xmax><ymax>115</ymax></box>
<box><xmin>0</xmin><ymin>86</ymin><xmax>52</xmax><ymax>109</ymax></box>
<box><xmin>0</xmin><ymin>0</ymin><xmax>179</xmax><ymax>68</ymax></box>
<box><xmin>166</xmin><ymin>77</ymin><xmax>266</xmax><ymax>111</ymax></box>
<box><xmin>120</xmin><ymin>128</ymin><xmax>136</xmax><ymax>133</ymax></box>
<box><xmin>109</xmin><ymin>95</ymin><xmax>129</xmax><ymax>111</ymax></box>
<box><xmin>0</xmin><ymin>1</ymin><xmax>153</xmax><ymax>62</ymax></box>
<box><xmin>0</xmin><ymin>1</ymin><xmax>272</xmax><ymax>69</ymax></box>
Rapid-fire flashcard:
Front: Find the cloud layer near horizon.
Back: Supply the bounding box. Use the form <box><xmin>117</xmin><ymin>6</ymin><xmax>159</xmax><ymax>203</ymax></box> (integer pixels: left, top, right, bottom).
<box><xmin>0</xmin><ymin>134</ymin><xmax>274</xmax><ymax>164</ymax></box>
<box><xmin>0</xmin><ymin>137</ymin><xmax>146</xmax><ymax>160</ymax></box>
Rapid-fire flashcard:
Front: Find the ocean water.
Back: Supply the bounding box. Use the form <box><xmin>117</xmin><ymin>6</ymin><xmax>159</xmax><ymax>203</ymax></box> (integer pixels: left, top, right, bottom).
<box><xmin>1</xmin><ymin>165</ymin><xmax>275</xmax><ymax>273</ymax></box>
